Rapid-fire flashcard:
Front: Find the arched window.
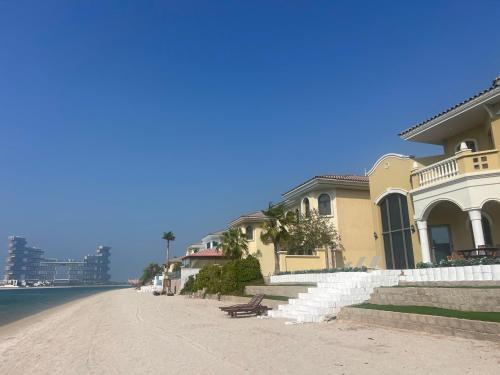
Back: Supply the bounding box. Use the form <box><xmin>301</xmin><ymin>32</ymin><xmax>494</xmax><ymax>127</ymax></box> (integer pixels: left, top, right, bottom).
<box><xmin>303</xmin><ymin>198</ymin><xmax>310</xmax><ymax>218</ymax></box>
<box><xmin>455</xmin><ymin>139</ymin><xmax>478</xmax><ymax>153</ymax></box>
<box><xmin>245</xmin><ymin>225</ymin><xmax>254</xmax><ymax>241</ymax></box>
<box><xmin>379</xmin><ymin>193</ymin><xmax>414</xmax><ymax>269</ymax></box>
<box><xmin>318</xmin><ymin>194</ymin><xmax>332</xmax><ymax>216</ymax></box>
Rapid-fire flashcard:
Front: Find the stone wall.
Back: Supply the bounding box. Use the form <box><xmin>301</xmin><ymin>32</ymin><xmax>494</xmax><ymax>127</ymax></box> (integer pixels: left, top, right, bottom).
<box><xmin>338</xmin><ymin>307</ymin><xmax>500</xmax><ymax>342</ymax></box>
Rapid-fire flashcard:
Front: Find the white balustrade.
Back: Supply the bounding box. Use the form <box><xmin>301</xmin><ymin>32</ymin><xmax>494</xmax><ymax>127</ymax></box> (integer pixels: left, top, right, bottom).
<box><xmin>415</xmin><ymin>156</ymin><xmax>459</xmax><ymax>187</ymax></box>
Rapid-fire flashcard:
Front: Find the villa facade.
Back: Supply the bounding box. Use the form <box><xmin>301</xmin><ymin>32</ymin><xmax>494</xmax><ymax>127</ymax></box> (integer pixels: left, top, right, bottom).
<box><xmin>229</xmin><ymin>211</ymin><xmax>275</xmax><ymax>276</ymax></box>
<box><xmin>186</xmin><ymin>77</ymin><xmax>500</xmax><ymax>277</ymax></box>
<box><xmin>368</xmin><ymin>77</ymin><xmax>500</xmax><ymax>269</ymax></box>
<box><xmin>230</xmin><ymin>176</ymin><xmax>377</xmax><ymax>276</ymax></box>
<box><xmin>281</xmin><ymin>175</ymin><xmax>376</xmax><ymax>269</ymax></box>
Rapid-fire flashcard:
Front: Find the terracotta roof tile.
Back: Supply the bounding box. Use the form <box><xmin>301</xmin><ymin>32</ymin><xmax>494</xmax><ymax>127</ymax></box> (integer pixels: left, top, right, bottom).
<box><xmin>282</xmin><ymin>174</ymin><xmax>368</xmax><ymax>196</ymax></box>
<box><xmin>399</xmin><ymin>77</ymin><xmax>500</xmax><ymax>137</ymax></box>
<box><xmin>182</xmin><ymin>249</ymin><xmax>225</xmax><ymax>259</ymax></box>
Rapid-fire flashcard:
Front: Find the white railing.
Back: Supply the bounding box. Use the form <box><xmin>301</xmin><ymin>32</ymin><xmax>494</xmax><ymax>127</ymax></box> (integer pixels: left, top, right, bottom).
<box><xmin>415</xmin><ymin>156</ymin><xmax>459</xmax><ymax>187</ymax></box>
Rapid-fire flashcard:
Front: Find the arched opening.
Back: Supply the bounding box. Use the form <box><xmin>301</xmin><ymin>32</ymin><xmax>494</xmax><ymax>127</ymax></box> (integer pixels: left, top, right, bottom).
<box><xmin>455</xmin><ymin>138</ymin><xmax>478</xmax><ymax>152</ymax></box>
<box><xmin>303</xmin><ymin>198</ymin><xmax>310</xmax><ymax>218</ymax></box>
<box><xmin>426</xmin><ymin>201</ymin><xmax>468</xmax><ymax>263</ymax></box>
<box><xmin>480</xmin><ymin>200</ymin><xmax>500</xmax><ymax>246</ymax></box>
<box><xmin>378</xmin><ymin>193</ymin><xmax>414</xmax><ymax>269</ymax></box>
<box><xmin>318</xmin><ymin>194</ymin><xmax>332</xmax><ymax>216</ymax></box>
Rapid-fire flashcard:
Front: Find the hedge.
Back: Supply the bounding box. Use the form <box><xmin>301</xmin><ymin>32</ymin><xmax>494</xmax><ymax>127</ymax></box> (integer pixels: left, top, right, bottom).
<box><xmin>181</xmin><ymin>255</ymin><xmax>263</xmax><ymax>295</ymax></box>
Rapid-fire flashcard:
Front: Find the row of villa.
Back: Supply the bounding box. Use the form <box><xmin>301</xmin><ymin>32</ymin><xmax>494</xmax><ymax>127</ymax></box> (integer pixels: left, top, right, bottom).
<box><xmin>182</xmin><ymin>77</ymin><xmax>500</xmax><ymax>281</ymax></box>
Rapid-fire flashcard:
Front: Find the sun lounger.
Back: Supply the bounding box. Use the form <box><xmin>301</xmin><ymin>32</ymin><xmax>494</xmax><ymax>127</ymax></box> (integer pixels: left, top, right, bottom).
<box><xmin>219</xmin><ymin>294</ymin><xmax>261</xmax><ymax>311</ymax></box>
<box><xmin>220</xmin><ymin>294</ymin><xmax>271</xmax><ymax>317</ymax></box>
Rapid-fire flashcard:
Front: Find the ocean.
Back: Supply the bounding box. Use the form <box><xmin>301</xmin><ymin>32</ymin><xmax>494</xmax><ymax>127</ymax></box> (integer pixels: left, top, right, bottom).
<box><xmin>0</xmin><ymin>286</ymin><xmax>128</xmax><ymax>326</ymax></box>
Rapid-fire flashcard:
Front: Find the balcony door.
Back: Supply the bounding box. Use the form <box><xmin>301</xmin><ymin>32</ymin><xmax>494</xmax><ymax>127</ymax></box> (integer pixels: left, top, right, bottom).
<box><xmin>379</xmin><ymin>193</ymin><xmax>415</xmax><ymax>269</ymax></box>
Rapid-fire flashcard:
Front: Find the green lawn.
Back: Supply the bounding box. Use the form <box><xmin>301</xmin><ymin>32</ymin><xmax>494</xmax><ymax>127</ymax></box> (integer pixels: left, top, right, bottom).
<box><xmin>394</xmin><ymin>285</ymin><xmax>500</xmax><ymax>289</ymax></box>
<box><xmin>355</xmin><ymin>303</ymin><xmax>500</xmax><ymax>323</ymax></box>
<box><xmin>244</xmin><ymin>294</ymin><xmax>290</xmax><ymax>301</ymax></box>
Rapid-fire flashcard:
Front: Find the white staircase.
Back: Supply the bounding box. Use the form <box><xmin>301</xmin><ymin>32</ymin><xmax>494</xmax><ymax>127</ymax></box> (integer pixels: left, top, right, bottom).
<box><xmin>268</xmin><ymin>271</ymin><xmax>400</xmax><ymax>323</ymax></box>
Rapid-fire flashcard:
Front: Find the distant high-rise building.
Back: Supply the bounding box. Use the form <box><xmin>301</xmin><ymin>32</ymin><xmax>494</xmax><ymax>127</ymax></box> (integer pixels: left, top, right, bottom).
<box><xmin>4</xmin><ymin>237</ymin><xmax>111</xmax><ymax>284</ymax></box>
<box><xmin>4</xmin><ymin>236</ymin><xmax>44</xmax><ymax>283</ymax></box>
<box><xmin>83</xmin><ymin>246</ymin><xmax>111</xmax><ymax>284</ymax></box>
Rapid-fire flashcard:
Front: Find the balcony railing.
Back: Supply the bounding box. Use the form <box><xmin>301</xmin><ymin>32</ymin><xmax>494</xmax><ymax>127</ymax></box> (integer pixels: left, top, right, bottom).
<box><xmin>412</xmin><ymin>149</ymin><xmax>499</xmax><ymax>189</ymax></box>
<box><xmin>414</xmin><ymin>156</ymin><xmax>459</xmax><ymax>187</ymax></box>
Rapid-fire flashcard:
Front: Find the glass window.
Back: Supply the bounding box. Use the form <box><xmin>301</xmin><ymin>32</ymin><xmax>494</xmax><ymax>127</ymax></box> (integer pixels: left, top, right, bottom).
<box><xmin>318</xmin><ymin>194</ymin><xmax>332</xmax><ymax>216</ymax></box>
<box><xmin>245</xmin><ymin>225</ymin><xmax>254</xmax><ymax>240</ymax></box>
<box><xmin>303</xmin><ymin>198</ymin><xmax>310</xmax><ymax>218</ymax></box>
<box><xmin>379</xmin><ymin>193</ymin><xmax>414</xmax><ymax>269</ymax></box>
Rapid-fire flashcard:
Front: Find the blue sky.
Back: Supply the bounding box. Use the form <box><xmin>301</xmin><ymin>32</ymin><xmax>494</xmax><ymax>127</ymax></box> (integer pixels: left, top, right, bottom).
<box><xmin>0</xmin><ymin>1</ymin><xmax>499</xmax><ymax>280</ymax></box>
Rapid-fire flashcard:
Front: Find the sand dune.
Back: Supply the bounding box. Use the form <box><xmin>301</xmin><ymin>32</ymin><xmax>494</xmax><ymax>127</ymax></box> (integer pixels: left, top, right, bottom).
<box><xmin>0</xmin><ymin>289</ymin><xmax>498</xmax><ymax>374</ymax></box>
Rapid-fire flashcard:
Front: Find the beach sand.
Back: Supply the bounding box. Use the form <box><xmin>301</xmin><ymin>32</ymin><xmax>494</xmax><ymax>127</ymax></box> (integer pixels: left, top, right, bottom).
<box><xmin>0</xmin><ymin>289</ymin><xmax>498</xmax><ymax>374</ymax></box>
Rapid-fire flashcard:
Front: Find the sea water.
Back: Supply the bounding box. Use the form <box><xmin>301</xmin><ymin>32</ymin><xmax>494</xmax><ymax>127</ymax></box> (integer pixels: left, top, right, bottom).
<box><xmin>0</xmin><ymin>286</ymin><xmax>128</xmax><ymax>326</ymax></box>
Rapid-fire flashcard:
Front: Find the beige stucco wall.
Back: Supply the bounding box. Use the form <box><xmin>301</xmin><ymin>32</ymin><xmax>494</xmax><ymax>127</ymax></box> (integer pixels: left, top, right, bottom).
<box><xmin>235</xmin><ymin>222</ymin><xmax>276</xmax><ymax>278</ymax></box>
<box><xmin>335</xmin><ymin>188</ymin><xmax>376</xmax><ymax>267</ymax></box>
<box><xmin>368</xmin><ymin>155</ymin><xmax>423</xmax><ymax>268</ymax></box>
<box><xmin>278</xmin><ymin>249</ymin><xmax>327</xmax><ymax>272</ymax></box>
<box><xmin>443</xmin><ymin>121</ymin><xmax>492</xmax><ymax>156</ymax></box>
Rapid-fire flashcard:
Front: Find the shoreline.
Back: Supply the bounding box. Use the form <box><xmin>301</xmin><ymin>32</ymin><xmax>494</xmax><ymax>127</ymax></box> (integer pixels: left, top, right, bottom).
<box><xmin>0</xmin><ymin>285</ymin><xmax>129</xmax><ymax>327</ymax></box>
<box><xmin>0</xmin><ymin>292</ymin><xmax>92</xmax><ymax>337</ymax></box>
<box><xmin>1</xmin><ymin>288</ymin><xmax>498</xmax><ymax>374</ymax></box>
<box><xmin>0</xmin><ymin>284</ymin><xmax>129</xmax><ymax>291</ymax></box>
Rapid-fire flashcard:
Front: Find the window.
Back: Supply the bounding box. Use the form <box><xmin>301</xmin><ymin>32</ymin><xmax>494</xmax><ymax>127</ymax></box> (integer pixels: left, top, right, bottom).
<box><xmin>379</xmin><ymin>193</ymin><xmax>414</xmax><ymax>269</ymax></box>
<box><xmin>455</xmin><ymin>139</ymin><xmax>478</xmax><ymax>153</ymax></box>
<box><xmin>303</xmin><ymin>198</ymin><xmax>310</xmax><ymax>217</ymax></box>
<box><xmin>318</xmin><ymin>194</ymin><xmax>332</xmax><ymax>216</ymax></box>
<box><xmin>245</xmin><ymin>225</ymin><xmax>254</xmax><ymax>240</ymax></box>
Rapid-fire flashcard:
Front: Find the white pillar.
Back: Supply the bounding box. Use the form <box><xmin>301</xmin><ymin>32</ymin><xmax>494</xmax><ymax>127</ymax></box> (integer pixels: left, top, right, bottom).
<box><xmin>416</xmin><ymin>220</ymin><xmax>431</xmax><ymax>263</ymax></box>
<box><xmin>468</xmin><ymin>209</ymin><xmax>485</xmax><ymax>248</ymax></box>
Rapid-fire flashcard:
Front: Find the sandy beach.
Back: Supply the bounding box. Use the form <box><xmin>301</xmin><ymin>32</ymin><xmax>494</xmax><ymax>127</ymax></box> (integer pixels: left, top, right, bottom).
<box><xmin>0</xmin><ymin>289</ymin><xmax>499</xmax><ymax>375</ymax></box>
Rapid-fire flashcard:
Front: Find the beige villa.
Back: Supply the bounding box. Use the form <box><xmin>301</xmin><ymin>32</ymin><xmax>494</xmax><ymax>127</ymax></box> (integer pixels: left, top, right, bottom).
<box><xmin>230</xmin><ymin>175</ymin><xmax>377</xmax><ymax>276</ymax></box>
<box><xmin>368</xmin><ymin>77</ymin><xmax>500</xmax><ymax>269</ymax></box>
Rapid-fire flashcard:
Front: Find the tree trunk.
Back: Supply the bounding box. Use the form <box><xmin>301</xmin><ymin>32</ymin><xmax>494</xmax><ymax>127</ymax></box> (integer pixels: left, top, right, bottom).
<box><xmin>274</xmin><ymin>242</ymin><xmax>281</xmax><ymax>275</ymax></box>
<box><xmin>166</xmin><ymin>241</ymin><xmax>170</xmax><ymax>266</ymax></box>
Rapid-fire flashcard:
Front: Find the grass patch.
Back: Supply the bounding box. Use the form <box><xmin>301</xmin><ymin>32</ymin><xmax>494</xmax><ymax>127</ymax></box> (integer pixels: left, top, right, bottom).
<box><xmin>244</xmin><ymin>294</ymin><xmax>290</xmax><ymax>301</ymax></box>
<box><xmin>356</xmin><ymin>303</ymin><xmax>500</xmax><ymax>323</ymax></box>
<box><xmin>397</xmin><ymin>285</ymin><xmax>500</xmax><ymax>289</ymax></box>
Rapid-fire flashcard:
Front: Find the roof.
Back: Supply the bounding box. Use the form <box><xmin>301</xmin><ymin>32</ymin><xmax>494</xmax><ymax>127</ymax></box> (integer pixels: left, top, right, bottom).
<box><xmin>399</xmin><ymin>77</ymin><xmax>500</xmax><ymax>137</ymax></box>
<box><xmin>229</xmin><ymin>210</ymin><xmax>270</xmax><ymax>227</ymax></box>
<box><xmin>282</xmin><ymin>174</ymin><xmax>369</xmax><ymax>197</ymax></box>
<box><xmin>182</xmin><ymin>249</ymin><xmax>226</xmax><ymax>259</ymax></box>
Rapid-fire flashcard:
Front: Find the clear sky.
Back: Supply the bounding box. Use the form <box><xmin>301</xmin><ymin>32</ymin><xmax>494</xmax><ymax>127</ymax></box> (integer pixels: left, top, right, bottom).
<box><xmin>1</xmin><ymin>1</ymin><xmax>499</xmax><ymax>281</ymax></box>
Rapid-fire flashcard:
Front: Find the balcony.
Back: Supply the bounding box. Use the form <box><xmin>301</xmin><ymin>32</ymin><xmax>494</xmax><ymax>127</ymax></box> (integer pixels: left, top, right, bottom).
<box><xmin>411</xmin><ymin>149</ymin><xmax>499</xmax><ymax>189</ymax></box>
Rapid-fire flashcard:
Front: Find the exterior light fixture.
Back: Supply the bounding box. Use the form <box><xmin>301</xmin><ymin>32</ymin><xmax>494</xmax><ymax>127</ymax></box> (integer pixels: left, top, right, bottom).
<box><xmin>373</xmin><ymin>232</ymin><xmax>378</xmax><ymax>240</ymax></box>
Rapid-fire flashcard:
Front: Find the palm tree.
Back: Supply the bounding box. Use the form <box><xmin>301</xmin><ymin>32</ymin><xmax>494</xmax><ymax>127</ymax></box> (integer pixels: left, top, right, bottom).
<box><xmin>217</xmin><ymin>228</ymin><xmax>249</xmax><ymax>259</ymax></box>
<box><xmin>162</xmin><ymin>231</ymin><xmax>176</xmax><ymax>266</ymax></box>
<box><xmin>260</xmin><ymin>203</ymin><xmax>295</xmax><ymax>275</ymax></box>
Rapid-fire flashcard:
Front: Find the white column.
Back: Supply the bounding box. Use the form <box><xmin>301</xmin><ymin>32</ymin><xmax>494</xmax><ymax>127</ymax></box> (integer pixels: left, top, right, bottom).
<box><xmin>468</xmin><ymin>209</ymin><xmax>485</xmax><ymax>248</ymax></box>
<box><xmin>417</xmin><ymin>220</ymin><xmax>431</xmax><ymax>263</ymax></box>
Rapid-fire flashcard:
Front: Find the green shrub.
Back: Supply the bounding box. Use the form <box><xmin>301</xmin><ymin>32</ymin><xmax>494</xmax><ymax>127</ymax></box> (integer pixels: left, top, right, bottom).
<box><xmin>220</xmin><ymin>262</ymin><xmax>240</xmax><ymax>294</ymax></box>
<box><xmin>180</xmin><ymin>275</ymin><xmax>196</xmax><ymax>294</ymax></box>
<box><xmin>235</xmin><ymin>255</ymin><xmax>263</xmax><ymax>283</ymax></box>
<box><xmin>194</xmin><ymin>265</ymin><xmax>222</xmax><ymax>294</ymax></box>
<box><xmin>416</xmin><ymin>257</ymin><xmax>500</xmax><ymax>269</ymax></box>
<box><xmin>183</xmin><ymin>256</ymin><xmax>264</xmax><ymax>296</ymax></box>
